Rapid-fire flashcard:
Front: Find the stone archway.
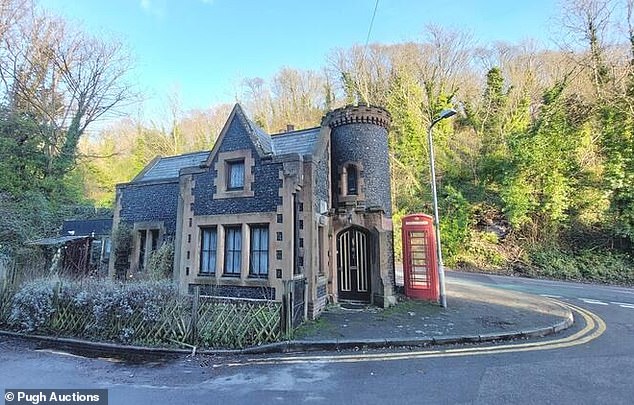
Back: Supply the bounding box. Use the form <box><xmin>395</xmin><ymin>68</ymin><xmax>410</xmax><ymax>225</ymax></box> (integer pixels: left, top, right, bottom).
<box><xmin>336</xmin><ymin>226</ymin><xmax>371</xmax><ymax>302</ymax></box>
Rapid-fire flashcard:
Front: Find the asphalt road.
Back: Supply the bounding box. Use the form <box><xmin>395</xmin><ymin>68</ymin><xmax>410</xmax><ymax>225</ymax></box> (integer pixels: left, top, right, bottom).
<box><xmin>1</xmin><ymin>273</ymin><xmax>633</xmax><ymax>405</ymax></box>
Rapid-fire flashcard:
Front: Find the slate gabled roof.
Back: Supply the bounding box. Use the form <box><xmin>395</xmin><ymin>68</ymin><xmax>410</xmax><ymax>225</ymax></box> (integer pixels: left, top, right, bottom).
<box><xmin>61</xmin><ymin>219</ymin><xmax>113</xmax><ymax>237</ymax></box>
<box><xmin>28</xmin><ymin>235</ymin><xmax>89</xmax><ymax>246</ymax></box>
<box><xmin>203</xmin><ymin>103</ymin><xmax>323</xmax><ymax>165</ymax></box>
<box><xmin>131</xmin><ymin>106</ymin><xmax>323</xmax><ymax>184</ymax></box>
<box><xmin>245</xmin><ymin>117</ymin><xmax>273</xmax><ymax>155</ymax></box>
<box><xmin>271</xmin><ymin>127</ymin><xmax>321</xmax><ymax>156</ymax></box>
<box><xmin>134</xmin><ymin>151</ymin><xmax>210</xmax><ymax>182</ymax></box>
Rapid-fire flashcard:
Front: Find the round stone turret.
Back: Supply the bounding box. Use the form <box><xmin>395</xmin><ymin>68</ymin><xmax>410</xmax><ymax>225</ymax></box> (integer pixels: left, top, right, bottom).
<box><xmin>325</xmin><ymin>104</ymin><xmax>391</xmax><ymax>131</ymax></box>
<box><xmin>325</xmin><ymin>104</ymin><xmax>392</xmax><ymax>215</ymax></box>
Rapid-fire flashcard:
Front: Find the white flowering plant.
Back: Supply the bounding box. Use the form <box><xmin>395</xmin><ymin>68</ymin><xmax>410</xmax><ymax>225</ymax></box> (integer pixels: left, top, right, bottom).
<box><xmin>7</xmin><ymin>278</ymin><xmax>178</xmax><ymax>342</ymax></box>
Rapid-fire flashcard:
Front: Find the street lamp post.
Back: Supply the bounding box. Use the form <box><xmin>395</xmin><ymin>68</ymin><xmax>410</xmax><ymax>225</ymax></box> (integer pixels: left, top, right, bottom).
<box><xmin>427</xmin><ymin>108</ymin><xmax>457</xmax><ymax>308</ymax></box>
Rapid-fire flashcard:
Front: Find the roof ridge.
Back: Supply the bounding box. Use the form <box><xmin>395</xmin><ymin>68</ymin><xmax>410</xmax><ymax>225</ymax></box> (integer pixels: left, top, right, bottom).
<box><xmin>158</xmin><ymin>150</ymin><xmax>211</xmax><ymax>160</ymax></box>
<box><xmin>270</xmin><ymin>126</ymin><xmax>320</xmax><ymax>137</ymax></box>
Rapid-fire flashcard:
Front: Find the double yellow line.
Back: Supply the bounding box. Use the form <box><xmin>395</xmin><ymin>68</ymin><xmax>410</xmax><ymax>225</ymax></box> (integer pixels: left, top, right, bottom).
<box><xmin>224</xmin><ymin>302</ymin><xmax>605</xmax><ymax>366</ymax></box>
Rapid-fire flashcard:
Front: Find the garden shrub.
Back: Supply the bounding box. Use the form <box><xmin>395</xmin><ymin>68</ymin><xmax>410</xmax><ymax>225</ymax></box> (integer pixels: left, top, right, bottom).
<box><xmin>146</xmin><ymin>242</ymin><xmax>174</xmax><ymax>280</ymax></box>
<box><xmin>8</xmin><ymin>277</ymin><xmax>178</xmax><ymax>340</ymax></box>
<box><xmin>112</xmin><ymin>224</ymin><xmax>132</xmax><ymax>279</ymax></box>
<box><xmin>5</xmin><ymin>277</ymin><xmax>283</xmax><ymax>348</ymax></box>
<box><xmin>9</xmin><ymin>279</ymin><xmax>56</xmax><ymax>332</ymax></box>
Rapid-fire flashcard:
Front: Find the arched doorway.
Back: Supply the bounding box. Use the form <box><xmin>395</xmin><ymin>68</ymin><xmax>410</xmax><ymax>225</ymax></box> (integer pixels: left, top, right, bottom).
<box><xmin>337</xmin><ymin>227</ymin><xmax>371</xmax><ymax>302</ymax></box>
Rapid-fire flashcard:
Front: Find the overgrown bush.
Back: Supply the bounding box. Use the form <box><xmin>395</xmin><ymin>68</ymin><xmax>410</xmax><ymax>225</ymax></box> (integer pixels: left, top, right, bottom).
<box><xmin>440</xmin><ymin>185</ymin><xmax>472</xmax><ymax>266</ymax></box>
<box><xmin>112</xmin><ymin>224</ymin><xmax>132</xmax><ymax>279</ymax></box>
<box><xmin>7</xmin><ymin>278</ymin><xmax>177</xmax><ymax>339</ymax></box>
<box><xmin>457</xmin><ymin>230</ymin><xmax>507</xmax><ymax>269</ymax></box>
<box><xmin>528</xmin><ymin>246</ymin><xmax>634</xmax><ymax>285</ymax></box>
<box><xmin>392</xmin><ymin>210</ymin><xmax>405</xmax><ymax>263</ymax></box>
<box><xmin>9</xmin><ymin>279</ymin><xmax>56</xmax><ymax>332</ymax></box>
<box><xmin>4</xmin><ymin>277</ymin><xmax>283</xmax><ymax>348</ymax></box>
<box><xmin>0</xmin><ymin>277</ymin><xmax>16</xmax><ymax>326</ymax></box>
<box><xmin>147</xmin><ymin>242</ymin><xmax>174</xmax><ymax>280</ymax></box>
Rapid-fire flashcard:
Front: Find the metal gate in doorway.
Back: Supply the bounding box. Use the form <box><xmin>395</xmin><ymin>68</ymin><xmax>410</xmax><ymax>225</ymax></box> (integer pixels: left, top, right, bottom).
<box><xmin>337</xmin><ymin>227</ymin><xmax>371</xmax><ymax>302</ymax></box>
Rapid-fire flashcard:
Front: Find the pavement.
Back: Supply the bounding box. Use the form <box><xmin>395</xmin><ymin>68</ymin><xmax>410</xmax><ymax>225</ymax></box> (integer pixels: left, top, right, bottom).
<box><xmin>0</xmin><ymin>276</ymin><xmax>574</xmax><ymax>357</ymax></box>
<box><xmin>290</xmin><ymin>278</ymin><xmax>573</xmax><ymax>352</ymax></box>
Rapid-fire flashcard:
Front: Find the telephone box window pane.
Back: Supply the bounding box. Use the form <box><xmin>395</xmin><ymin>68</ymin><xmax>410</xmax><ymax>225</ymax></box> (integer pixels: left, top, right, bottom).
<box><xmin>409</xmin><ymin>231</ymin><xmax>429</xmax><ymax>287</ymax></box>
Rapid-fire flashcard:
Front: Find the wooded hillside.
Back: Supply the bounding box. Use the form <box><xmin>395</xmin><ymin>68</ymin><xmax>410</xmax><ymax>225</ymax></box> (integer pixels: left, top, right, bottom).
<box><xmin>1</xmin><ymin>0</ymin><xmax>632</xmax><ymax>284</ymax></box>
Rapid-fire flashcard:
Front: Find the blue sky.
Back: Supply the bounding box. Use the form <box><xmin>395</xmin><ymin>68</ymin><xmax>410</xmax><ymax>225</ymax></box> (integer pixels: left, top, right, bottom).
<box><xmin>40</xmin><ymin>0</ymin><xmax>559</xmax><ymax>121</ymax></box>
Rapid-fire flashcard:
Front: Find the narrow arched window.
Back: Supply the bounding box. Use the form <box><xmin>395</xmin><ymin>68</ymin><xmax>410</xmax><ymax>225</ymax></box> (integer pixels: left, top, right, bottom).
<box><xmin>347</xmin><ymin>165</ymin><xmax>358</xmax><ymax>195</ymax></box>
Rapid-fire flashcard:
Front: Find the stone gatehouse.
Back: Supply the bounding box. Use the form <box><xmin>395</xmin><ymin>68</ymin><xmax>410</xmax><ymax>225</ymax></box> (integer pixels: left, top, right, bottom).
<box><xmin>110</xmin><ymin>103</ymin><xmax>396</xmax><ymax>320</ymax></box>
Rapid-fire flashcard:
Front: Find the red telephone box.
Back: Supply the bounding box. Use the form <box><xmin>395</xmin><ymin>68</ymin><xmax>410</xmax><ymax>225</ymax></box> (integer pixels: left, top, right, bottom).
<box><xmin>402</xmin><ymin>214</ymin><xmax>439</xmax><ymax>302</ymax></box>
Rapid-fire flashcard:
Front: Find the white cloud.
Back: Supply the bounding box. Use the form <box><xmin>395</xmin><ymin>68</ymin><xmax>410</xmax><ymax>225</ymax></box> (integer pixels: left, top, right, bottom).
<box><xmin>139</xmin><ymin>0</ymin><xmax>166</xmax><ymax>19</ymax></box>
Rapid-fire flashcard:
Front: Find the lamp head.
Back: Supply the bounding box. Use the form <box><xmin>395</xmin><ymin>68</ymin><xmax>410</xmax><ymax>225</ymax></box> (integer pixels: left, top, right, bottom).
<box><xmin>438</xmin><ymin>108</ymin><xmax>457</xmax><ymax>119</ymax></box>
<box><xmin>430</xmin><ymin>108</ymin><xmax>458</xmax><ymax>128</ymax></box>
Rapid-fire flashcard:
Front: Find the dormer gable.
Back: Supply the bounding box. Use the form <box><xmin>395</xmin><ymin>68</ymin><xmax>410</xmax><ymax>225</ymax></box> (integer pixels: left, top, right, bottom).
<box><xmin>201</xmin><ymin>103</ymin><xmax>272</xmax><ymax>168</ymax></box>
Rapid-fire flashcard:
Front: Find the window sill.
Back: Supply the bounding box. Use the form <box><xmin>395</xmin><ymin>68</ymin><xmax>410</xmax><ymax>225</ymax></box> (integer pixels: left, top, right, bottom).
<box><xmin>339</xmin><ymin>195</ymin><xmax>359</xmax><ymax>203</ymax></box>
<box><xmin>214</xmin><ymin>189</ymin><xmax>255</xmax><ymax>199</ymax></box>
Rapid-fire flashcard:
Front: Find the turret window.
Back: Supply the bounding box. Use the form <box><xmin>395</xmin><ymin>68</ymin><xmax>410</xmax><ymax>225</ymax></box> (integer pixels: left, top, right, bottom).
<box><xmin>346</xmin><ymin>165</ymin><xmax>358</xmax><ymax>195</ymax></box>
<box><xmin>337</xmin><ymin>161</ymin><xmax>364</xmax><ymax>207</ymax></box>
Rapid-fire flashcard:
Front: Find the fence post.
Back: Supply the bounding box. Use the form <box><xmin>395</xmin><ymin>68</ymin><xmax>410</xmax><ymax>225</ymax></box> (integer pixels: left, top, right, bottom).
<box><xmin>53</xmin><ymin>281</ymin><xmax>61</xmax><ymax>308</ymax></box>
<box><xmin>280</xmin><ymin>293</ymin><xmax>287</xmax><ymax>337</ymax></box>
<box><xmin>190</xmin><ymin>286</ymin><xmax>200</xmax><ymax>345</ymax></box>
<box><xmin>281</xmin><ymin>280</ymin><xmax>292</xmax><ymax>337</ymax></box>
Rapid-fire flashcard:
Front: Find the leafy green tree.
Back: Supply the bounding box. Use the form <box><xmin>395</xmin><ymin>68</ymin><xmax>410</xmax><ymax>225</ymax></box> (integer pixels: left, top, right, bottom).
<box><xmin>386</xmin><ymin>66</ymin><xmax>427</xmax><ymax>210</ymax></box>
<box><xmin>0</xmin><ymin>3</ymin><xmax>135</xmax><ymax>180</ymax></box>
<box><xmin>439</xmin><ymin>185</ymin><xmax>472</xmax><ymax>265</ymax></box>
<box><xmin>500</xmin><ymin>82</ymin><xmax>602</xmax><ymax>241</ymax></box>
<box><xmin>0</xmin><ymin>108</ymin><xmax>44</xmax><ymax>194</ymax></box>
<box><xmin>600</xmin><ymin>106</ymin><xmax>634</xmax><ymax>241</ymax></box>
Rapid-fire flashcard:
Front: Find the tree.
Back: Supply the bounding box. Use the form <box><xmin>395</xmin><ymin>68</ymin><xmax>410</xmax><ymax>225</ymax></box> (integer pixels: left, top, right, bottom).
<box><xmin>386</xmin><ymin>65</ymin><xmax>427</xmax><ymax>210</ymax></box>
<box><xmin>464</xmin><ymin>66</ymin><xmax>531</xmax><ymax>190</ymax></box>
<box><xmin>500</xmin><ymin>80</ymin><xmax>602</xmax><ymax>240</ymax></box>
<box><xmin>328</xmin><ymin>43</ymin><xmax>393</xmax><ymax>107</ymax></box>
<box><xmin>0</xmin><ymin>6</ymin><xmax>135</xmax><ymax>179</ymax></box>
<box><xmin>0</xmin><ymin>0</ymin><xmax>29</xmax><ymax>40</ymax></box>
<box><xmin>0</xmin><ymin>107</ymin><xmax>44</xmax><ymax>194</ymax></box>
<box><xmin>240</xmin><ymin>67</ymin><xmax>328</xmax><ymax>132</ymax></box>
<box><xmin>558</xmin><ymin>0</ymin><xmax>614</xmax><ymax>98</ymax></box>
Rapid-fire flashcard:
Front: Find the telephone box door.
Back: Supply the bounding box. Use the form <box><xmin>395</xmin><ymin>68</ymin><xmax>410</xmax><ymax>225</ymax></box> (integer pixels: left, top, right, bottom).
<box><xmin>402</xmin><ymin>214</ymin><xmax>439</xmax><ymax>301</ymax></box>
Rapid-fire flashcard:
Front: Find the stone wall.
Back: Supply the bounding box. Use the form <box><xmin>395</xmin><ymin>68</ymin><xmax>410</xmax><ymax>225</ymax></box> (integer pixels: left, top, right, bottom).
<box><xmin>118</xmin><ymin>181</ymin><xmax>180</xmax><ymax>236</ymax></box>
<box><xmin>314</xmin><ymin>144</ymin><xmax>330</xmax><ymax>213</ymax></box>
